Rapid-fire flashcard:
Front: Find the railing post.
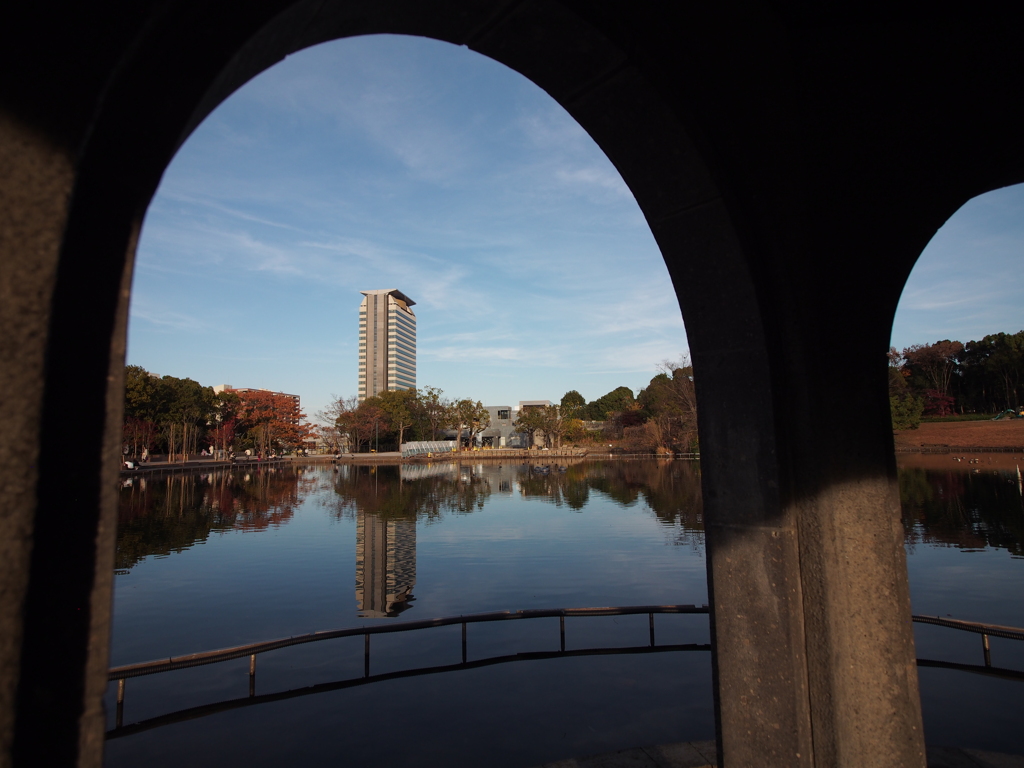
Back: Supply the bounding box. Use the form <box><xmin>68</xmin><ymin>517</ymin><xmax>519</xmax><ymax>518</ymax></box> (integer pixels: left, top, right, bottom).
<box><xmin>116</xmin><ymin>678</ymin><xmax>125</xmax><ymax>729</ymax></box>
<box><xmin>649</xmin><ymin>612</ymin><xmax>655</xmax><ymax>647</ymax></box>
<box><xmin>982</xmin><ymin>633</ymin><xmax>992</xmax><ymax>667</ymax></box>
<box><xmin>559</xmin><ymin>615</ymin><xmax>565</xmax><ymax>652</ymax></box>
<box><xmin>461</xmin><ymin>621</ymin><xmax>467</xmax><ymax>664</ymax></box>
<box><xmin>364</xmin><ymin>633</ymin><xmax>370</xmax><ymax>678</ymax></box>
<box><xmin>249</xmin><ymin>654</ymin><xmax>256</xmax><ymax>697</ymax></box>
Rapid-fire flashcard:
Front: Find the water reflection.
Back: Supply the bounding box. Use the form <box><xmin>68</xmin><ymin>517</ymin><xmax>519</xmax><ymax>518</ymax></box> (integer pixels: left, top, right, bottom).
<box><xmin>325</xmin><ymin>459</ymin><xmax>704</xmax><ymax>527</ymax></box>
<box><xmin>115</xmin><ymin>466</ymin><xmax>313</xmax><ymax>572</ymax></box>
<box><xmin>900</xmin><ymin>468</ymin><xmax>1024</xmax><ymax>556</ymax></box>
<box><xmin>107</xmin><ymin>460</ymin><xmax>1024</xmax><ymax>765</ymax></box>
<box><xmin>115</xmin><ymin>461</ymin><xmax>1024</xmax><ymax>576</ymax></box>
<box><xmin>355</xmin><ymin>511</ymin><xmax>416</xmax><ymax>617</ymax></box>
<box><xmin>323</xmin><ymin>460</ymin><xmax>707</xmax><ymax>617</ymax></box>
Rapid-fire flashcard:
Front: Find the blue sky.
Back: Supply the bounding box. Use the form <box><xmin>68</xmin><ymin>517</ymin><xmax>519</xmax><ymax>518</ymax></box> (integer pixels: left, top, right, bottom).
<box><xmin>128</xmin><ymin>34</ymin><xmax>1023</xmax><ymax>420</ymax></box>
<box><xmin>891</xmin><ymin>187</ymin><xmax>1024</xmax><ymax>352</ymax></box>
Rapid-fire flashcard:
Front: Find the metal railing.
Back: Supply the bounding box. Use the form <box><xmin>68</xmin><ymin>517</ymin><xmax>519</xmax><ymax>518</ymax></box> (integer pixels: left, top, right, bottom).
<box><xmin>912</xmin><ymin>614</ymin><xmax>1024</xmax><ymax>668</ymax></box>
<box><xmin>108</xmin><ymin>605</ymin><xmax>709</xmax><ymax>732</ymax></box>
<box><xmin>110</xmin><ymin>604</ymin><xmax>710</xmax><ymax>681</ymax></box>
<box><xmin>106</xmin><ymin>605</ymin><xmax>1024</xmax><ymax>737</ymax></box>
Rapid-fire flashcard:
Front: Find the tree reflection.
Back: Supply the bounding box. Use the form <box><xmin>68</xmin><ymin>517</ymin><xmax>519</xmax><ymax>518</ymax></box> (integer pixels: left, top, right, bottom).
<box><xmin>115</xmin><ymin>467</ymin><xmax>311</xmax><ymax>571</ymax></box>
<box><xmin>326</xmin><ymin>464</ymin><xmax>492</xmax><ymax>521</ymax></box>
<box><xmin>412</xmin><ymin>460</ymin><xmax>706</xmax><ymax>548</ymax></box>
<box><xmin>114</xmin><ymin>460</ymin><xmax>710</xmax><ymax>578</ymax></box>
<box><xmin>900</xmin><ymin>468</ymin><xmax>1024</xmax><ymax>555</ymax></box>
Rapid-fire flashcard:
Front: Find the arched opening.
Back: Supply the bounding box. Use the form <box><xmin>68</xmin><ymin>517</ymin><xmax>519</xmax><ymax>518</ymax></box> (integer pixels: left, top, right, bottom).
<box><xmin>126</xmin><ymin>34</ymin><xmax>689</xmax><ymax>433</ymax></box>
<box><xmin>29</xmin><ymin>7</ymin><xmax>762</xmax><ymax>765</ymax></box>
<box><xmin>888</xmin><ymin>183</ymin><xmax>1024</xmax><ymax>756</ymax></box>
<box><xmin>108</xmin><ymin>33</ymin><xmax>709</xmax><ymax>766</ymax></box>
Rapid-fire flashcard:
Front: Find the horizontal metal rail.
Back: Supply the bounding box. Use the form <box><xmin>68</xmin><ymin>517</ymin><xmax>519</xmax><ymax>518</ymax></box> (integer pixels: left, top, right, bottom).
<box><xmin>104</xmin><ymin>605</ymin><xmax>1024</xmax><ymax>737</ymax></box>
<box><xmin>912</xmin><ymin>614</ymin><xmax>1024</xmax><ymax>669</ymax></box>
<box><xmin>109</xmin><ymin>607</ymin><xmax>1024</xmax><ymax>682</ymax></box>
<box><xmin>911</xmin><ymin>615</ymin><xmax>1024</xmax><ymax>642</ymax></box>
<box><xmin>107</xmin><ymin>642</ymin><xmax>710</xmax><ymax>739</ymax></box>
<box><xmin>108</xmin><ymin>604</ymin><xmax>710</xmax><ymax>681</ymax></box>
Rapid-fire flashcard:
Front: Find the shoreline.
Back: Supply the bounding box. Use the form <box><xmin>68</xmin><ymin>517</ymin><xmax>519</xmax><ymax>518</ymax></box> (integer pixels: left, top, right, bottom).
<box><xmin>118</xmin><ymin>449</ymin><xmax>703</xmax><ymax>475</ymax></box>
<box><xmin>896</xmin><ymin>451</ymin><xmax>1024</xmax><ymax>471</ymax></box>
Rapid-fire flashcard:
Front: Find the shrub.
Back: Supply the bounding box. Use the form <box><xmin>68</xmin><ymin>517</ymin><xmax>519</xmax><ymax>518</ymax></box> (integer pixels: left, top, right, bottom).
<box><xmin>890</xmin><ymin>393</ymin><xmax>925</xmax><ymax>430</ymax></box>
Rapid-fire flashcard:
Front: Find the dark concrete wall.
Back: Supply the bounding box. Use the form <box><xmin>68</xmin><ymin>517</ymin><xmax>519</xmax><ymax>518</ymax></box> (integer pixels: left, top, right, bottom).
<box><xmin>3</xmin><ymin>2</ymin><xmax>1024</xmax><ymax>766</ymax></box>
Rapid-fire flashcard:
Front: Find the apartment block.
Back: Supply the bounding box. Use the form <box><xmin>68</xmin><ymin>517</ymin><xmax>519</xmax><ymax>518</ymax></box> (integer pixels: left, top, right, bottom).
<box><xmin>358</xmin><ymin>289</ymin><xmax>417</xmax><ymax>400</ymax></box>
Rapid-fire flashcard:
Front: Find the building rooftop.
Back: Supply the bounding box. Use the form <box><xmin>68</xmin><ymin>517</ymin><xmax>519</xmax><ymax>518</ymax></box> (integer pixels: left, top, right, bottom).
<box><xmin>359</xmin><ymin>289</ymin><xmax>416</xmax><ymax>307</ymax></box>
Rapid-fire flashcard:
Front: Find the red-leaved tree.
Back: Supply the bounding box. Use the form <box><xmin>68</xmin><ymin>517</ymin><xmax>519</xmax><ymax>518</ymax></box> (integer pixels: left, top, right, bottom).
<box><xmin>235</xmin><ymin>390</ymin><xmax>311</xmax><ymax>454</ymax></box>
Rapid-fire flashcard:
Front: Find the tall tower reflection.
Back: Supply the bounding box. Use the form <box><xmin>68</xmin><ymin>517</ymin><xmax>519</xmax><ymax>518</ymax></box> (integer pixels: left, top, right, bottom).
<box><xmin>355</xmin><ymin>511</ymin><xmax>416</xmax><ymax>617</ymax></box>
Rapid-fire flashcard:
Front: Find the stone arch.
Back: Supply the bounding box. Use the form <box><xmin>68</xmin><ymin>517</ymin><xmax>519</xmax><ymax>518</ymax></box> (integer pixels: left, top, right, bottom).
<box><xmin>8</xmin><ymin>3</ymin><xmax>1024</xmax><ymax>767</ymax></box>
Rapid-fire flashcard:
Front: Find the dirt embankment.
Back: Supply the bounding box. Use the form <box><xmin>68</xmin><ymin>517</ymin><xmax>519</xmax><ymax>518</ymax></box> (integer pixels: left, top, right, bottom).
<box><xmin>894</xmin><ymin>418</ymin><xmax>1024</xmax><ymax>450</ymax></box>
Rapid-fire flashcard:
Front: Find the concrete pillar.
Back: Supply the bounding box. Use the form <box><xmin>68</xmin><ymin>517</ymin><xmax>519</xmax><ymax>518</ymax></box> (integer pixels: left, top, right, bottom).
<box><xmin>0</xmin><ymin>111</ymin><xmax>73</xmax><ymax>765</ymax></box>
<box><xmin>657</xmin><ymin>198</ymin><xmax>926</xmax><ymax>767</ymax></box>
<box><xmin>0</xmin><ymin>108</ymin><xmax>134</xmax><ymax>766</ymax></box>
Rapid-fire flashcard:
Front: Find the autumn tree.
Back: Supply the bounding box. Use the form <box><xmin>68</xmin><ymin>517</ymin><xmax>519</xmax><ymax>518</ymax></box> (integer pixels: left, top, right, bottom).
<box><xmin>235</xmin><ymin>389</ymin><xmax>310</xmax><ymax>454</ymax></box>
<box><xmin>338</xmin><ymin>401</ymin><xmax>390</xmax><ymax>452</ymax></box>
<box><xmin>903</xmin><ymin>340</ymin><xmax>964</xmax><ymax>397</ymax></box>
<box><xmin>638</xmin><ymin>356</ymin><xmax>698</xmax><ymax>449</ymax></box>
<box><xmin>123</xmin><ymin>417</ymin><xmax>158</xmax><ymax>458</ymax></box>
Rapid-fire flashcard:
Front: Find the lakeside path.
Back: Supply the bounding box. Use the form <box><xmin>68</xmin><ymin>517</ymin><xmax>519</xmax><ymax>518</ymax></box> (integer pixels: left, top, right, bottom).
<box><xmin>119</xmin><ymin>449</ymin><xmax>594</xmax><ymax>474</ymax></box>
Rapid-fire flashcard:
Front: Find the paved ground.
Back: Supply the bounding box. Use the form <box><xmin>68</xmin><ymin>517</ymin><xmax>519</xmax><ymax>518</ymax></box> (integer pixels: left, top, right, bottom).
<box><xmin>530</xmin><ymin>742</ymin><xmax>1024</xmax><ymax>768</ymax></box>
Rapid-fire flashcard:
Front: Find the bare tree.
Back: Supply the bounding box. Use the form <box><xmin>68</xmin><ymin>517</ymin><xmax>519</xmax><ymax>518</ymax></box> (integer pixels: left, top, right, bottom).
<box><xmin>657</xmin><ymin>355</ymin><xmax>698</xmax><ymax>426</ymax></box>
<box><xmin>420</xmin><ymin>386</ymin><xmax>452</xmax><ymax>440</ymax></box>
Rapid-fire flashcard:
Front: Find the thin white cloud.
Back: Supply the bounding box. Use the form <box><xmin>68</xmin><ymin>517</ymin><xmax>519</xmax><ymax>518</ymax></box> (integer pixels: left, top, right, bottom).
<box><xmin>553</xmin><ymin>165</ymin><xmax>633</xmax><ymax>199</ymax></box>
<box><xmin>129</xmin><ymin>304</ymin><xmax>212</xmax><ymax>334</ymax></box>
<box><xmin>422</xmin><ymin>345</ymin><xmax>540</xmax><ymax>363</ymax></box>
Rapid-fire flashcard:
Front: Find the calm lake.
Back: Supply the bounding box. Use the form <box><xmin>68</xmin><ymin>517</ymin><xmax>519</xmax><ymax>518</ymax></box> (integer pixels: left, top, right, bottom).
<box><xmin>104</xmin><ymin>459</ymin><xmax>1024</xmax><ymax>767</ymax></box>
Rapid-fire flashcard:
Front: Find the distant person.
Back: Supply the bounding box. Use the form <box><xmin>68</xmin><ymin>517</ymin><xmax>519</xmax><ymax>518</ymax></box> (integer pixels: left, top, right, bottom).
<box><xmin>141</xmin><ymin>447</ymin><xmax>149</xmax><ymax>463</ymax></box>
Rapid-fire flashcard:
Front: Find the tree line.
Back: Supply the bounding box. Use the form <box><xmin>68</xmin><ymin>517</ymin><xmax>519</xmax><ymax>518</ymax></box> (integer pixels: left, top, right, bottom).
<box><xmin>317</xmin><ymin>388</ymin><xmax>491</xmax><ymax>453</ymax></box>
<box><xmin>889</xmin><ymin>329</ymin><xmax>1024</xmax><ymax>428</ymax></box>
<box><xmin>122</xmin><ymin>365</ymin><xmax>310</xmax><ymax>458</ymax></box>
<box><xmin>122</xmin><ymin>354</ymin><xmax>699</xmax><ymax>457</ymax></box>
<box><xmin>318</xmin><ymin>356</ymin><xmax>699</xmax><ymax>454</ymax></box>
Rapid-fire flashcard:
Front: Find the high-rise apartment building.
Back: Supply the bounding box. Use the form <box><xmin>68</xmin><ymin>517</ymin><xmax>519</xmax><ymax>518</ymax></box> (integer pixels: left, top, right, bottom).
<box><xmin>358</xmin><ymin>289</ymin><xmax>416</xmax><ymax>401</ymax></box>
